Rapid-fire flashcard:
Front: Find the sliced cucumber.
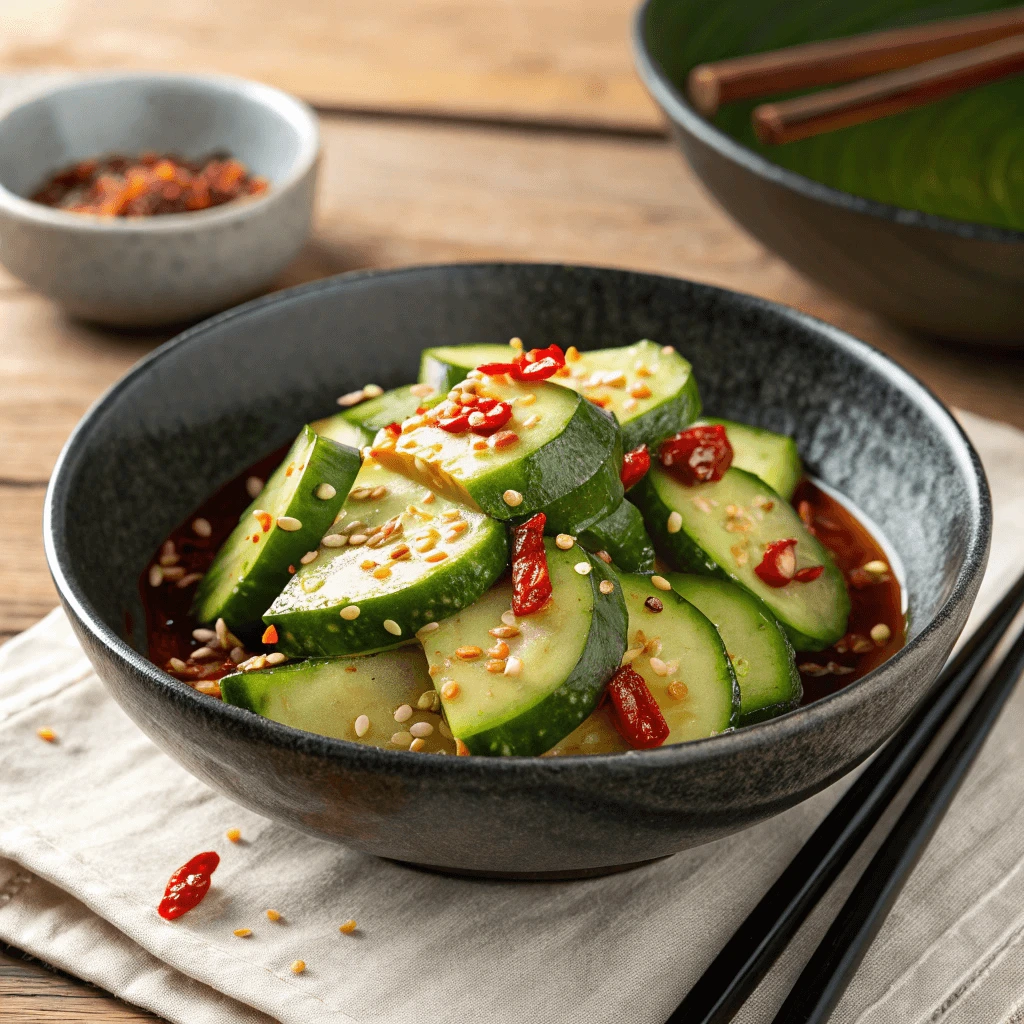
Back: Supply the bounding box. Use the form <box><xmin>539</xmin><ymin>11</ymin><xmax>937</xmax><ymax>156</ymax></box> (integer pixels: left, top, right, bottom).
<box><xmin>422</xmin><ymin>541</ymin><xmax>627</xmax><ymax>756</ymax></box>
<box><xmin>312</xmin><ymin>384</ymin><xmax>440</xmax><ymax>449</ymax></box>
<box><xmin>265</xmin><ymin>458</ymin><xmax>509</xmax><ymax>657</ymax></box>
<box><xmin>632</xmin><ymin>466</ymin><xmax>849</xmax><ymax>650</ymax></box>
<box><xmin>221</xmin><ymin>647</ymin><xmax>455</xmax><ymax>753</ymax></box>
<box><xmin>544</xmin><ymin>705</ymin><xmax>628</xmax><ymax>756</ymax></box>
<box><xmin>699</xmin><ymin>418</ymin><xmax>803</xmax><ymax>501</ymax></box>
<box><xmin>372</xmin><ymin>376</ymin><xmax>619</xmax><ymax>523</ymax></box>
<box><xmin>667</xmin><ymin>574</ymin><xmax>801</xmax><ymax>725</ymax></box>
<box><xmin>539</xmin><ymin>434</ymin><xmax>624</xmax><ymax>535</ymax></box>
<box><xmin>311</xmin><ymin>414</ymin><xmax>369</xmax><ymax>448</ymax></box>
<box><xmin>192</xmin><ymin>426</ymin><xmax>361</xmax><ymax>631</ymax></box>
<box><xmin>419</xmin><ymin>340</ymin><xmax>701</xmax><ymax>451</ymax></box>
<box><xmin>577</xmin><ymin>500</ymin><xmax>655</xmax><ymax>572</ymax></box>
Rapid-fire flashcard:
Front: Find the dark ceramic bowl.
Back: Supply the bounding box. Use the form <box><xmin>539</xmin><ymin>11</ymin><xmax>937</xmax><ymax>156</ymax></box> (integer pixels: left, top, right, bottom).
<box><xmin>45</xmin><ymin>263</ymin><xmax>989</xmax><ymax>877</ymax></box>
<box><xmin>633</xmin><ymin>0</ymin><xmax>1024</xmax><ymax>346</ymax></box>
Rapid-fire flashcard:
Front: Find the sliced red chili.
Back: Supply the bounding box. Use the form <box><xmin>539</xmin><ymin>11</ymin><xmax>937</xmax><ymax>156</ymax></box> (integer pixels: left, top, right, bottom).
<box><xmin>795</xmin><ymin>565</ymin><xmax>825</xmax><ymax>583</ymax></box>
<box><xmin>521</xmin><ymin>344</ymin><xmax>565</xmax><ymax>366</ymax></box>
<box><xmin>510</xmin><ymin>356</ymin><xmax>561</xmax><ymax>382</ymax></box>
<box><xmin>660</xmin><ymin>424</ymin><xmax>733</xmax><ymax>485</ymax></box>
<box><xmin>437</xmin><ymin>409</ymin><xmax>472</xmax><ymax>433</ymax></box>
<box><xmin>470</xmin><ymin>400</ymin><xmax>513</xmax><ymax>436</ymax></box>
<box><xmin>620</xmin><ymin>444</ymin><xmax>651</xmax><ymax>491</ymax></box>
<box><xmin>511</xmin><ymin>513</ymin><xmax>552</xmax><ymax>615</ymax></box>
<box><xmin>754</xmin><ymin>539</ymin><xmax>797</xmax><ymax>588</ymax></box>
<box><xmin>477</xmin><ymin>361</ymin><xmax>520</xmax><ymax>376</ymax></box>
<box><xmin>157</xmin><ymin>851</ymin><xmax>220</xmax><ymax>921</ymax></box>
<box><xmin>261</xmin><ymin>624</ymin><xmax>278</xmax><ymax>645</ymax></box>
<box><xmin>607</xmin><ymin>665</ymin><xmax>669</xmax><ymax>749</ymax></box>
<box><xmin>383</xmin><ymin>422</ymin><xmax>402</xmax><ymax>438</ymax></box>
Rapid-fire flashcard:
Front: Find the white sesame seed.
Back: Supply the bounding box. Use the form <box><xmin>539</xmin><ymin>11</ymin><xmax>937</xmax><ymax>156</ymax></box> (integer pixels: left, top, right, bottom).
<box><xmin>354</xmin><ymin>715</ymin><xmax>370</xmax><ymax>738</ymax></box>
<box><xmin>340</xmin><ymin>605</ymin><xmax>361</xmax><ymax>620</ymax></box>
<box><xmin>300</xmin><ymin>550</ymin><xmax>318</xmax><ymax>565</ymax></box>
<box><xmin>192</xmin><ymin>627</ymin><xmax>216</xmax><ymax>642</ymax></box>
<box><xmin>501</xmin><ymin>610</ymin><xmax>517</xmax><ymax>626</ymax></box>
<box><xmin>230</xmin><ymin>647</ymin><xmax>246</xmax><ymax>663</ymax></box>
<box><xmin>667</xmin><ymin>511</ymin><xmax>683</xmax><ymax>534</ymax></box>
<box><xmin>246</xmin><ymin>476</ymin><xmax>264</xmax><ymax>499</ymax></box>
<box><xmin>416</xmin><ymin>622</ymin><xmax>439</xmax><ymax>638</ymax></box>
<box><xmin>277</xmin><ymin>516</ymin><xmax>302</xmax><ymax>532</ymax></box>
<box><xmin>410</xmin><ymin>721</ymin><xmax>434</xmax><ymax>738</ymax></box>
<box><xmin>555</xmin><ymin>534</ymin><xmax>575</xmax><ymax>550</ymax></box>
<box><xmin>391</xmin><ymin>731</ymin><xmax>413</xmax><ymax>746</ymax></box>
<box><xmin>192</xmin><ymin>517</ymin><xmax>212</xmax><ymax>538</ymax></box>
<box><xmin>651</xmin><ymin>575</ymin><xmax>672</xmax><ymax>591</ymax></box>
<box><xmin>503</xmin><ymin>489</ymin><xmax>524</xmax><ymax>507</ymax></box>
<box><xmin>266</xmin><ymin>652</ymin><xmax>287</xmax><ymax>665</ymax></box>
<box><xmin>169</xmin><ymin>657</ymin><xmax>187</xmax><ymax>672</ymax></box>
<box><xmin>192</xmin><ymin>647</ymin><xmax>218</xmax><ymax>661</ymax></box>
<box><xmin>348</xmin><ymin>534</ymin><xmax>368</xmax><ymax>546</ymax></box>
<box><xmin>322</xmin><ymin>534</ymin><xmax>347</xmax><ymax>548</ymax></box>
<box><xmin>215</xmin><ymin>618</ymin><xmax>231</xmax><ymax>649</ymax></box>
<box><xmin>315</xmin><ymin>483</ymin><xmax>337</xmax><ymax>500</ymax></box>
<box><xmin>504</xmin><ymin>656</ymin><xmax>523</xmax><ymax>676</ymax></box>
<box><xmin>394</xmin><ymin>704</ymin><xmax>414</xmax><ymax>723</ymax></box>
<box><xmin>600</xmin><ymin>580</ymin><xmax>615</xmax><ymax>594</ymax></box>
<box><xmin>871</xmin><ymin>623</ymin><xmax>892</xmax><ymax>644</ymax></box>
<box><xmin>864</xmin><ymin>560</ymin><xmax>890</xmax><ymax>576</ymax></box>
<box><xmin>468</xmin><ymin>411</ymin><xmax>486</xmax><ymax>427</ymax></box>
<box><xmin>410</xmin><ymin>737</ymin><xmax>427</xmax><ymax>752</ymax></box>
<box><xmin>337</xmin><ymin>389</ymin><xmax>366</xmax><ymax>407</ymax></box>
<box><xmin>650</xmin><ymin>657</ymin><xmax>669</xmax><ymax>676</ymax></box>
<box><xmin>522</xmin><ymin>413</ymin><xmax>541</xmax><ymax>428</ymax></box>
<box><xmin>148</xmin><ymin>564</ymin><xmax>163</xmax><ymax>587</ymax></box>
<box><xmin>574</xmin><ymin>561</ymin><xmax>592</xmax><ymax>575</ymax></box>
<box><xmin>383</xmin><ymin>619</ymin><xmax>402</xmax><ymax>636</ymax></box>
<box><xmin>621</xmin><ymin>648</ymin><xmax>642</xmax><ymax>666</ymax></box>
<box><xmin>362</xmin><ymin>384</ymin><xmax>384</xmax><ymax>398</ymax></box>
<box><xmin>176</xmin><ymin>572</ymin><xmax>203</xmax><ymax>589</ymax></box>
<box><xmin>661</xmin><ymin>345</ymin><xmax>676</xmax><ymax>355</ymax></box>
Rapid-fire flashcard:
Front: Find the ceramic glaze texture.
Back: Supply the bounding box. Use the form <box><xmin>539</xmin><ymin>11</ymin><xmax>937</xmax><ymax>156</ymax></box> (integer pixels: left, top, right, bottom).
<box><xmin>44</xmin><ymin>264</ymin><xmax>990</xmax><ymax>877</ymax></box>
<box><xmin>633</xmin><ymin>0</ymin><xmax>1024</xmax><ymax>346</ymax></box>
<box><xmin>0</xmin><ymin>73</ymin><xmax>319</xmax><ymax>326</ymax></box>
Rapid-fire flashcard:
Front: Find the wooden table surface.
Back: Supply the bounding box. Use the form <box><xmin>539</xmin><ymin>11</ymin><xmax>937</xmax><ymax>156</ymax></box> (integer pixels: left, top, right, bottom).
<box><xmin>3</xmin><ymin>9</ymin><xmax>1024</xmax><ymax>1021</ymax></box>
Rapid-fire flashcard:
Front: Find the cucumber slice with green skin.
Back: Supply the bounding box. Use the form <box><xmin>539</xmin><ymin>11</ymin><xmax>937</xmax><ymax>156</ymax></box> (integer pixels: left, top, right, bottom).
<box><xmin>311</xmin><ymin>414</ymin><xmax>370</xmax><ymax>448</ymax></box>
<box><xmin>698</xmin><ymin>418</ymin><xmax>803</xmax><ymax>501</ymax></box>
<box><xmin>418</xmin><ymin>340</ymin><xmax>702</xmax><ymax>451</ymax></box>
<box><xmin>192</xmin><ymin>426</ymin><xmax>361</xmax><ymax>631</ymax></box>
<box><xmin>311</xmin><ymin>385</ymin><xmax>442</xmax><ymax>449</ymax></box>
<box><xmin>221</xmin><ymin>647</ymin><xmax>455</xmax><ymax>753</ymax></box>
<box><xmin>422</xmin><ymin>541</ymin><xmax>627</xmax><ymax>756</ymax></box>
<box><xmin>666</xmin><ymin>573</ymin><xmax>801</xmax><ymax>726</ymax></box>
<box><xmin>632</xmin><ymin>466</ymin><xmax>850</xmax><ymax>650</ymax></box>
<box><xmin>264</xmin><ymin>458</ymin><xmax>509</xmax><ymax>657</ymax></box>
<box><xmin>577</xmin><ymin>500</ymin><xmax>655</xmax><ymax>572</ymax></box>
<box><xmin>538</xmin><ymin>433</ymin><xmax>624</xmax><ymax>535</ymax></box>
<box><xmin>373</xmin><ymin>376</ymin><xmax>619</xmax><ymax>523</ymax></box>
<box><xmin>546</xmin><ymin>573</ymin><xmax>738</xmax><ymax>754</ymax></box>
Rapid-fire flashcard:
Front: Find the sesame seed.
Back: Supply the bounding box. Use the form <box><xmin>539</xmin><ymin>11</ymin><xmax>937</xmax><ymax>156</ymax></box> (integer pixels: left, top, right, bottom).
<box><xmin>192</xmin><ymin>517</ymin><xmax>212</xmax><ymax>538</ymax></box>
<box><xmin>871</xmin><ymin>623</ymin><xmax>892</xmax><ymax>644</ymax></box>
<box><xmin>489</xmin><ymin>625</ymin><xmax>520</xmax><ymax>638</ymax></box>
<box><xmin>233</xmin><ymin>928</ymin><xmax>252</xmax><ymax>938</ymax></box>
<box><xmin>863</xmin><ymin>560</ymin><xmax>890</xmax><ymax>576</ymax></box>
<box><xmin>37</xmin><ymin>727</ymin><xmax>56</xmax><ymax>742</ymax></box>
<box><xmin>441</xmin><ymin>681</ymin><xmax>461</xmax><ymax>700</ymax></box>
<box><xmin>410</xmin><ymin>721</ymin><xmax>434</xmax><ymax>738</ymax></box>
<box><xmin>340</xmin><ymin>605</ymin><xmax>361</xmax><ymax>620</ymax></box>
<box><xmin>277</xmin><ymin>516</ymin><xmax>302</xmax><ymax>531</ymax></box>
<box><xmin>667</xmin><ymin>511</ymin><xmax>683</xmax><ymax>534</ymax></box>
<box><xmin>266</xmin><ymin>652</ymin><xmax>287</xmax><ymax>665</ymax></box>
<box><xmin>348</xmin><ymin>534</ymin><xmax>368</xmax><ymax>546</ymax></box>
<box><xmin>322</xmin><ymin>534</ymin><xmax>347</xmax><ymax>548</ymax></box>
<box><xmin>315</xmin><ymin>483</ymin><xmax>337</xmax><ymax>500</ymax></box>
<box><xmin>599</xmin><ymin>580</ymin><xmax>614</xmax><ymax>595</ymax></box>
<box><xmin>169</xmin><ymin>657</ymin><xmax>188</xmax><ymax>672</ymax></box>
<box><xmin>630</xmin><ymin>383</ymin><xmax>653</xmax><ymax>400</ymax></box>
<box><xmin>661</xmin><ymin>345</ymin><xmax>676</xmax><ymax>354</ymax></box>
<box><xmin>456</xmin><ymin>645</ymin><xmax>483</xmax><ymax>659</ymax></box>
<box><xmin>372</xmin><ymin>566</ymin><xmax>392</xmax><ymax>580</ymax></box>
<box><xmin>504</xmin><ymin>656</ymin><xmax>523</xmax><ymax>677</ymax></box>
<box><xmin>650</xmin><ymin>657</ymin><xmax>669</xmax><ymax>676</ymax></box>
<box><xmin>191</xmin><ymin>647</ymin><xmax>219</xmax><ymax>661</ymax></box>
<box><xmin>425</xmin><ymin>550</ymin><xmax>448</xmax><ymax>562</ymax></box>
<box><xmin>148</xmin><ymin>564</ymin><xmax>163</xmax><ymax>587</ymax></box>
<box><xmin>370</xmin><ymin>485</ymin><xmax>388</xmax><ymax>499</ymax></box>
<box><xmin>490</xmin><ymin>430</ymin><xmax>519</xmax><ymax>449</ymax></box>
<box><xmin>246</xmin><ymin>476</ymin><xmax>264</xmax><ymax>499</ymax></box>
<box><xmin>161</xmin><ymin>566</ymin><xmax>185</xmax><ymax>581</ymax></box>
<box><xmin>523</xmin><ymin>414</ymin><xmax>541</xmax><ymax>428</ymax></box>
<box><xmin>645</xmin><ymin>596</ymin><xmax>664</xmax><ymax>613</ymax></box>
<box><xmin>486</xmin><ymin>658</ymin><xmax>507</xmax><ymax>673</ymax></box>
<box><xmin>300</xmin><ymin>550</ymin><xmax>318</xmax><ymax>565</ymax></box>
<box><xmin>509</xmin><ymin>337</ymin><xmax>524</xmax><ymax>351</ymax></box>
<box><xmin>468</xmin><ymin>411</ymin><xmax>486</xmax><ymax>427</ymax></box>
<box><xmin>338</xmin><ymin>389</ymin><xmax>366</xmax><ymax>407</ymax></box>
<box><xmin>339</xmin><ymin>919</ymin><xmax>358</xmax><ymax>934</ymax></box>
<box><xmin>595</xmin><ymin>550</ymin><xmax>613</xmax><ymax>564</ymax></box>
<box><xmin>195</xmin><ymin>680</ymin><xmax>221</xmax><ymax>697</ymax></box>
<box><xmin>555</xmin><ymin>534</ymin><xmax>575</xmax><ymax>550</ymax></box>
<box><xmin>390</xmin><ymin>731</ymin><xmax>413</xmax><ymax>746</ymax></box>
<box><xmin>177</xmin><ymin>572</ymin><xmax>203</xmax><ymax>589</ymax></box>
<box><xmin>266</xmin><ymin>909</ymin><xmax>281</xmax><ymax>922</ymax></box>
<box><xmin>410</xmin><ymin>737</ymin><xmax>427</xmax><ymax>752</ymax></box>
<box><xmin>623</xmin><ymin>398</ymin><xmax>638</xmax><ymax>413</ymax></box>
<box><xmin>668</xmin><ymin>681</ymin><xmax>688</xmax><ymax>700</ymax></box>
<box><xmin>565</xmin><ymin>345</ymin><xmax>581</xmax><ymax>362</ymax></box>
<box><xmin>488</xmin><ymin>640</ymin><xmax>510</xmax><ymax>659</ymax></box>
<box><xmin>290</xmin><ymin>960</ymin><xmax>306</xmax><ymax>974</ymax></box>
<box><xmin>621</xmin><ymin>648</ymin><xmax>642</xmax><ymax>666</ymax></box>
<box><xmin>501</xmin><ymin>610</ymin><xmax>517</xmax><ymax>626</ymax></box>
<box><xmin>651</xmin><ymin>575</ymin><xmax>671</xmax><ymax>591</ymax></box>
<box><xmin>362</xmin><ymin>384</ymin><xmax>384</xmax><ymax>398</ymax></box>
<box><xmin>422</xmin><ymin>490</ymin><xmax>436</xmax><ymax>504</ymax></box>
<box><xmin>416</xmin><ymin>622</ymin><xmax>439</xmax><ymax>639</ymax></box>
<box><xmin>394</xmin><ymin>704</ymin><xmax>413</xmax><ymax>723</ymax></box>
<box><xmin>383</xmin><ymin>619</ymin><xmax>402</xmax><ymax>636</ymax></box>
<box><xmin>226</xmin><ymin>828</ymin><xmax>242</xmax><ymax>842</ymax></box>
<box><xmin>574</xmin><ymin>562</ymin><xmax>592</xmax><ymax>575</ymax></box>
<box><xmin>417</xmin><ymin>690</ymin><xmax>441</xmax><ymax>712</ymax></box>
<box><xmin>192</xmin><ymin>627</ymin><xmax>215</xmax><ymax>642</ymax></box>
<box><xmin>503</xmin><ymin>489</ymin><xmax>524</xmax><ymax>507</ymax></box>
<box><xmin>517</xmin><ymin>393</ymin><xmax>537</xmax><ymax>406</ymax></box>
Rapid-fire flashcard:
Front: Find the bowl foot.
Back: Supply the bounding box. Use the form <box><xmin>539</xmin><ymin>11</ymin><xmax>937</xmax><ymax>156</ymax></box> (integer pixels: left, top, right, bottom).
<box><xmin>390</xmin><ymin>856</ymin><xmax>669</xmax><ymax>881</ymax></box>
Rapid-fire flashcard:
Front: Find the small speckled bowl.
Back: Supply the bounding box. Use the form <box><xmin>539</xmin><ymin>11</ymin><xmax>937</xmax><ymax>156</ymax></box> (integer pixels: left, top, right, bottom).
<box><xmin>0</xmin><ymin>73</ymin><xmax>319</xmax><ymax>327</ymax></box>
<box><xmin>45</xmin><ymin>264</ymin><xmax>990</xmax><ymax>877</ymax></box>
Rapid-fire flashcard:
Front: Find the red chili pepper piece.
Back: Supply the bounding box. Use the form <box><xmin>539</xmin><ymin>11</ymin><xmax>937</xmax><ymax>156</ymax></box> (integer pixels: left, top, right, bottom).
<box><xmin>522</xmin><ymin>344</ymin><xmax>565</xmax><ymax>366</ymax></box>
<box><xmin>660</xmin><ymin>424</ymin><xmax>733</xmax><ymax>485</ymax></box>
<box><xmin>754</xmin><ymin>539</ymin><xmax>798</xmax><ymax>588</ymax></box>
<box><xmin>261</xmin><ymin>624</ymin><xmax>278</xmax><ymax>645</ymax></box>
<box><xmin>438</xmin><ymin>409</ymin><xmax>472</xmax><ymax>433</ymax></box>
<box><xmin>477</xmin><ymin>361</ymin><xmax>520</xmax><ymax>376</ymax></box>
<box><xmin>620</xmin><ymin>444</ymin><xmax>651</xmax><ymax>490</ymax></box>
<box><xmin>157</xmin><ymin>851</ymin><xmax>220</xmax><ymax>921</ymax></box>
<box><xmin>510</xmin><ymin>356</ymin><xmax>561</xmax><ymax>382</ymax></box>
<box><xmin>795</xmin><ymin>565</ymin><xmax>825</xmax><ymax>583</ymax></box>
<box><xmin>511</xmin><ymin>513</ymin><xmax>552</xmax><ymax>615</ymax></box>
<box><xmin>383</xmin><ymin>422</ymin><xmax>402</xmax><ymax>438</ymax></box>
<box><xmin>607</xmin><ymin>665</ymin><xmax>670</xmax><ymax>749</ymax></box>
<box><xmin>470</xmin><ymin>400</ymin><xmax>513</xmax><ymax>436</ymax></box>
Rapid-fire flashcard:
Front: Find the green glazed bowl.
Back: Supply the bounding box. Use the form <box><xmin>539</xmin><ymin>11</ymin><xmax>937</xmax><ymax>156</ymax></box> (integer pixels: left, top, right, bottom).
<box><xmin>634</xmin><ymin>0</ymin><xmax>1024</xmax><ymax>345</ymax></box>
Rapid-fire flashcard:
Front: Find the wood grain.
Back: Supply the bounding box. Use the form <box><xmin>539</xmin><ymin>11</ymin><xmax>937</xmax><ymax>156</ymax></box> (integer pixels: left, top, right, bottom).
<box><xmin>2</xmin><ymin>110</ymin><xmax>1024</xmax><ymax>1021</ymax></box>
<box><xmin>0</xmin><ymin>0</ymin><xmax>662</xmax><ymax>133</ymax></box>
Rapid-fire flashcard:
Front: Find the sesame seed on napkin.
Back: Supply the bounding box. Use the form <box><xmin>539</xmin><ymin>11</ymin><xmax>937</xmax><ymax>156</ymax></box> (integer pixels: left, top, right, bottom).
<box><xmin>1</xmin><ymin>408</ymin><xmax>1023</xmax><ymax>1024</ymax></box>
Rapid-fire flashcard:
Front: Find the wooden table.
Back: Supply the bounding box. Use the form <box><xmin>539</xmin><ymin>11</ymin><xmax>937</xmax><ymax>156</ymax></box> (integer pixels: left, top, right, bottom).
<box><xmin>2</xmin><ymin>5</ymin><xmax>1024</xmax><ymax>1019</ymax></box>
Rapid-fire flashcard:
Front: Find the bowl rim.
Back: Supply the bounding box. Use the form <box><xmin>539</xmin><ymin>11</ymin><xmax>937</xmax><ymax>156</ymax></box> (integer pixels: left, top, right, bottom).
<box><xmin>631</xmin><ymin>0</ymin><xmax>1024</xmax><ymax>246</ymax></box>
<box><xmin>0</xmin><ymin>70</ymin><xmax>320</xmax><ymax>232</ymax></box>
<box><xmin>44</xmin><ymin>261</ymin><xmax>992</xmax><ymax>781</ymax></box>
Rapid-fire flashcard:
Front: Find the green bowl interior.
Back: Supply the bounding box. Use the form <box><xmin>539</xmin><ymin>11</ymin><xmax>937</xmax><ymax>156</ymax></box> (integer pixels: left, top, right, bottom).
<box><xmin>644</xmin><ymin>0</ymin><xmax>1024</xmax><ymax>231</ymax></box>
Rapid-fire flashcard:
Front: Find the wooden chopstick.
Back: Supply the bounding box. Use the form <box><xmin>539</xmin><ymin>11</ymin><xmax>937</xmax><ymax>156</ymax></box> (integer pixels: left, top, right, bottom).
<box><xmin>667</xmin><ymin>568</ymin><xmax>1024</xmax><ymax>1024</ymax></box>
<box><xmin>773</xmin><ymin>615</ymin><xmax>1024</xmax><ymax>1023</ymax></box>
<box><xmin>687</xmin><ymin>5</ymin><xmax>1024</xmax><ymax>116</ymax></box>
<box><xmin>753</xmin><ymin>34</ymin><xmax>1024</xmax><ymax>145</ymax></box>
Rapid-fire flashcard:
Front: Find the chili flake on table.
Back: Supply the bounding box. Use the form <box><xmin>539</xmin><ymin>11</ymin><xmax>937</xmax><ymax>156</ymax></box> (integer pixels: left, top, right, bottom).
<box><xmin>31</xmin><ymin>152</ymin><xmax>268</xmax><ymax>217</ymax></box>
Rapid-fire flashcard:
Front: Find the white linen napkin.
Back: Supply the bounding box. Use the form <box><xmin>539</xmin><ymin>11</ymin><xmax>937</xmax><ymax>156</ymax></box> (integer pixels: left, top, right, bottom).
<box><xmin>1</xmin><ymin>409</ymin><xmax>1023</xmax><ymax>1024</ymax></box>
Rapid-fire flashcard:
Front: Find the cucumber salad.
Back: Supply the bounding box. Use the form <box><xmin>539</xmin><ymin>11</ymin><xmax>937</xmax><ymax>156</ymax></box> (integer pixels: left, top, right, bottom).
<box><xmin>144</xmin><ymin>338</ymin><xmax>903</xmax><ymax>757</ymax></box>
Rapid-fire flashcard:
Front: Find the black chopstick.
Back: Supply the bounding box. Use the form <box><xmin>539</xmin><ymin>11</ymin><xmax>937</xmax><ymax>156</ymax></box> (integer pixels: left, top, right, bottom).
<box><xmin>775</xmin><ymin>615</ymin><xmax>1024</xmax><ymax>1022</ymax></box>
<box><xmin>669</xmin><ymin>568</ymin><xmax>1024</xmax><ymax>1024</ymax></box>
